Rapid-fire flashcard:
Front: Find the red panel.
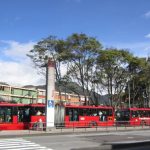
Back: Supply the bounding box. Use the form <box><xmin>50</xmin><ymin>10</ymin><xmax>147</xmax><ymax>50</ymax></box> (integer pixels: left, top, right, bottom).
<box><xmin>13</xmin><ymin>116</ymin><xmax>18</xmax><ymax>124</ymax></box>
<box><xmin>64</xmin><ymin>115</ymin><xmax>114</xmax><ymax>128</ymax></box>
<box><xmin>0</xmin><ymin>123</ymin><xmax>25</xmax><ymax>130</ymax></box>
<box><xmin>30</xmin><ymin>116</ymin><xmax>45</xmax><ymax>123</ymax></box>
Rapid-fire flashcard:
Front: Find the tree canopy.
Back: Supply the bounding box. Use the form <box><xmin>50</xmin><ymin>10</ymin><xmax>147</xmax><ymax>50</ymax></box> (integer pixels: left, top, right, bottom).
<box><xmin>27</xmin><ymin>33</ymin><xmax>150</xmax><ymax>108</ymax></box>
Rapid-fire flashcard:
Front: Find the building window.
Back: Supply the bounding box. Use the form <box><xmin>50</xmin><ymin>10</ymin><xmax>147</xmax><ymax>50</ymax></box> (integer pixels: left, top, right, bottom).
<box><xmin>0</xmin><ymin>86</ymin><xmax>4</xmax><ymax>91</ymax></box>
<box><xmin>11</xmin><ymin>89</ymin><xmax>14</xmax><ymax>94</ymax></box>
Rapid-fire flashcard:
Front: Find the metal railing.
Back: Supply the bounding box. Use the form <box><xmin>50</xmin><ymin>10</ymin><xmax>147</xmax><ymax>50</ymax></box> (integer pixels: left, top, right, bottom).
<box><xmin>28</xmin><ymin>120</ymin><xmax>150</xmax><ymax>133</ymax></box>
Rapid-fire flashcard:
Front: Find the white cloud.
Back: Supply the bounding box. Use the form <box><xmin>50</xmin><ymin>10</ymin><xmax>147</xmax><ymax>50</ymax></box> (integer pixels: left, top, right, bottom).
<box><xmin>2</xmin><ymin>39</ymin><xmax>149</xmax><ymax>87</ymax></box>
<box><xmin>0</xmin><ymin>40</ymin><xmax>45</xmax><ymax>86</ymax></box>
<box><xmin>144</xmin><ymin>11</ymin><xmax>150</xmax><ymax>18</ymax></box>
<box><xmin>1</xmin><ymin>40</ymin><xmax>35</xmax><ymax>62</ymax></box>
<box><xmin>145</xmin><ymin>33</ymin><xmax>150</xmax><ymax>39</ymax></box>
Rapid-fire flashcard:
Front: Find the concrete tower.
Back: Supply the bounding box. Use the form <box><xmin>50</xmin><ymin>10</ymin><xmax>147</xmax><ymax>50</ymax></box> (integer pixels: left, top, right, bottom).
<box><xmin>46</xmin><ymin>58</ymin><xmax>55</xmax><ymax>128</ymax></box>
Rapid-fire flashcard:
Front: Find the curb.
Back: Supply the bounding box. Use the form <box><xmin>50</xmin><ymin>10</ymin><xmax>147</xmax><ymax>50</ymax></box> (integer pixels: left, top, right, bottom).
<box><xmin>107</xmin><ymin>140</ymin><xmax>150</xmax><ymax>149</ymax></box>
<box><xmin>71</xmin><ymin>141</ymin><xmax>150</xmax><ymax>150</ymax></box>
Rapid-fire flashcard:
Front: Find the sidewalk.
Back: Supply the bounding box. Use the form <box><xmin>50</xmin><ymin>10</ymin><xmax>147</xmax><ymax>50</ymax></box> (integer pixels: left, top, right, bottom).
<box><xmin>0</xmin><ymin>126</ymin><xmax>150</xmax><ymax>138</ymax></box>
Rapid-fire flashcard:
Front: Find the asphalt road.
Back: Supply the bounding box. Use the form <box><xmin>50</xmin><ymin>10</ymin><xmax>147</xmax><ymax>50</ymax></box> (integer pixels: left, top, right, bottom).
<box><xmin>18</xmin><ymin>130</ymin><xmax>150</xmax><ymax>150</ymax></box>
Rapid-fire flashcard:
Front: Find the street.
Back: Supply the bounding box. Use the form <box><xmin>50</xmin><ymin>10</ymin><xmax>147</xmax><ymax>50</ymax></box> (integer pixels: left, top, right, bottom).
<box><xmin>18</xmin><ymin>130</ymin><xmax>150</xmax><ymax>150</ymax></box>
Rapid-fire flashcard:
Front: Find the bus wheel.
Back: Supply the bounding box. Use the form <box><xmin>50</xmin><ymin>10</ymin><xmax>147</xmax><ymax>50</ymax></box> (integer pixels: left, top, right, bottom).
<box><xmin>89</xmin><ymin>121</ymin><xmax>97</xmax><ymax>128</ymax></box>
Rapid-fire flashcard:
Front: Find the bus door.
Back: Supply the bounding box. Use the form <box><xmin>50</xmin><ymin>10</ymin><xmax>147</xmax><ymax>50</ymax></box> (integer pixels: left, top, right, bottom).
<box><xmin>138</xmin><ymin>110</ymin><xmax>149</xmax><ymax>125</ymax></box>
<box><xmin>16</xmin><ymin>107</ymin><xmax>24</xmax><ymax>122</ymax></box>
<box><xmin>65</xmin><ymin>107</ymin><xmax>79</xmax><ymax>127</ymax></box>
<box><xmin>29</xmin><ymin>106</ymin><xmax>45</xmax><ymax>123</ymax></box>
<box><xmin>115</xmin><ymin>109</ymin><xmax>130</xmax><ymax>125</ymax></box>
<box><xmin>66</xmin><ymin>108</ymin><xmax>79</xmax><ymax>122</ymax></box>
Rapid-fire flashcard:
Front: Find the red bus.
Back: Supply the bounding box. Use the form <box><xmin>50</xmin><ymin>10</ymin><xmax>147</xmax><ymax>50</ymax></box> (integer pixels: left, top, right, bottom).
<box><xmin>55</xmin><ymin>104</ymin><xmax>114</xmax><ymax>127</ymax></box>
<box><xmin>0</xmin><ymin>102</ymin><xmax>45</xmax><ymax>130</ymax></box>
<box><xmin>115</xmin><ymin>108</ymin><xmax>150</xmax><ymax>126</ymax></box>
<box><xmin>0</xmin><ymin>102</ymin><xmax>114</xmax><ymax>130</ymax></box>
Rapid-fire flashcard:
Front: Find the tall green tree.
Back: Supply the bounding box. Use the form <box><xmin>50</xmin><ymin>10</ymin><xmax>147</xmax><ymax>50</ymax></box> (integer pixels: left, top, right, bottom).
<box><xmin>96</xmin><ymin>49</ymin><xmax>133</xmax><ymax>107</ymax></box>
<box><xmin>126</xmin><ymin>57</ymin><xmax>150</xmax><ymax>107</ymax></box>
<box><xmin>125</xmin><ymin>57</ymin><xmax>147</xmax><ymax>107</ymax></box>
<box><xmin>27</xmin><ymin>36</ymin><xmax>66</xmax><ymax>101</ymax></box>
<box><xmin>63</xmin><ymin>33</ymin><xmax>103</xmax><ymax>105</ymax></box>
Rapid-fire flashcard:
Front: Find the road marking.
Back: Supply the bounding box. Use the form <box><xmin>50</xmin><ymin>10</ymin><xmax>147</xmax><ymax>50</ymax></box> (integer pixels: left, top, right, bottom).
<box><xmin>127</xmin><ymin>137</ymin><xmax>134</xmax><ymax>139</ymax></box>
<box><xmin>0</xmin><ymin>138</ymin><xmax>53</xmax><ymax>150</ymax></box>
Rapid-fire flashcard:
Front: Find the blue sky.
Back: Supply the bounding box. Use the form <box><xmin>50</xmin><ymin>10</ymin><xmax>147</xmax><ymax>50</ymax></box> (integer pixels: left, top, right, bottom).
<box><xmin>0</xmin><ymin>0</ymin><xmax>150</xmax><ymax>85</ymax></box>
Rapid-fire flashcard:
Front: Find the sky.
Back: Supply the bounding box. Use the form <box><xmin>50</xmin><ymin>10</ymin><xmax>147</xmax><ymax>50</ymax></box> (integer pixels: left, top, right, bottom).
<box><xmin>0</xmin><ymin>0</ymin><xmax>150</xmax><ymax>86</ymax></box>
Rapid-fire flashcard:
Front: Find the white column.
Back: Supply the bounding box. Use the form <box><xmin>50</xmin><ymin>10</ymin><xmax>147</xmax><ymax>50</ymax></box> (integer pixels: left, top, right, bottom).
<box><xmin>46</xmin><ymin>59</ymin><xmax>55</xmax><ymax>128</ymax></box>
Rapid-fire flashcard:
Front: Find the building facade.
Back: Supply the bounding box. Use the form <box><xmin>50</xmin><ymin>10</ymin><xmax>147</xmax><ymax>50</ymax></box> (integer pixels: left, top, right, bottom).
<box><xmin>0</xmin><ymin>84</ymin><xmax>37</xmax><ymax>104</ymax></box>
<box><xmin>0</xmin><ymin>84</ymin><xmax>86</xmax><ymax>104</ymax></box>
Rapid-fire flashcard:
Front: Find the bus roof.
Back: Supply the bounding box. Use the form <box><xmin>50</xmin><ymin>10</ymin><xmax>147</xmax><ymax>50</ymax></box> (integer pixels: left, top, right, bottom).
<box><xmin>130</xmin><ymin>108</ymin><xmax>150</xmax><ymax>111</ymax></box>
<box><xmin>64</xmin><ymin>105</ymin><xmax>113</xmax><ymax>109</ymax></box>
<box><xmin>119</xmin><ymin>108</ymin><xmax>150</xmax><ymax>111</ymax></box>
<box><xmin>28</xmin><ymin>103</ymin><xmax>45</xmax><ymax>107</ymax></box>
<box><xmin>0</xmin><ymin>102</ymin><xmax>25</xmax><ymax>106</ymax></box>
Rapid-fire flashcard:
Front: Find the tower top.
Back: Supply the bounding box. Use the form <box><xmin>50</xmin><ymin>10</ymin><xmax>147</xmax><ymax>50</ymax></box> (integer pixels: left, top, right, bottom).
<box><xmin>47</xmin><ymin>58</ymin><xmax>55</xmax><ymax>67</ymax></box>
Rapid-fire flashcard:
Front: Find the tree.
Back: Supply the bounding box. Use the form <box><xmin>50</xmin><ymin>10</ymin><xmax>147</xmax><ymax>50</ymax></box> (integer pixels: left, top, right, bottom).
<box><xmin>96</xmin><ymin>49</ymin><xmax>133</xmax><ymax>107</ymax></box>
<box><xmin>27</xmin><ymin>36</ymin><xmax>67</xmax><ymax>101</ymax></box>
<box><xmin>60</xmin><ymin>33</ymin><xmax>103</xmax><ymax>105</ymax></box>
<box><xmin>128</xmin><ymin>57</ymin><xmax>150</xmax><ymax>107</ymax></box>
<box><xmin>27</xmin><ymin>33</ymin><xmax>103</xmax><ymax>105</ymax></box>
<box><xmin>27</xmin><ymin>33</ymin><xmax>149</xmax><ymax>107</ymax></box>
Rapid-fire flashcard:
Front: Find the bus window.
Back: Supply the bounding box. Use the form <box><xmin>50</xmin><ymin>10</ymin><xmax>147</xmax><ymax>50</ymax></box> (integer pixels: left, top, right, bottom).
<box><xmin>18</xmin><ymin>108</ymin><xmax>24</xmax><ymax>122</ymax></box>
<box><xmin>108</xmin><ymin>109</ymin><xmax>113</xmax><ymax>116</ymax></box>
<box><xmin>89</xmin><ymin>109</ymin><xmax>94</xmax><ymax>116</ymax></box>
<box><xmin>73</xmin><ymin>108</ymin><xmax>78</xmax><ymax>121</ymax></box>
<box><xmin>131</xmin><ymin>111</ymin><xmax>138</xmax><ymax>118</ymax></box>
<box><xmin>0</xmin><ymin>107</ymin><xmax>12</xmax><ymax>123</ymax></box>
<box><xmin>5</xmin><ymin>107</ymin><xmax>12</xmax><ymax>122</ymax></box>
<box><xmin>115</xmin><ymin>110</ymin><xmax>130</xmax><ymax>121</ymax></box>
<box><xmin>101</xmin><ymin>110</ymin><xmax>107</xmax><ymax>121</ymax></box>
<box><xmin>79</xmin><ymin>108</ymin><xmax>88</xmax><ymax>116</ymax></box>
<box><xmin>31</xmin><ymin>107</ymin><xmax>45</xmax><ymax>116</ymax></box>
<box><xmin>143</xmin><ymin>111</ymin><xmax>148</xmax><ymax>117</ymax></box>
<box><xmin>91</xmin><ymin>109</ymin><xmax>98</xmax><ymax>116</ymax></box>
<box><xmin>66</xmin><ymin>108</ymin><xmax>73</xmax><ymax>121</ymax></box>
<box><xmin>23</xmin><ymin>108</ymin><xmax>30</xmax><ymax>122</ymax></box>
<box><xmin>148</xmin><ymin>111</ymin><xmax>150</xmax><ymax>117</ymax></box>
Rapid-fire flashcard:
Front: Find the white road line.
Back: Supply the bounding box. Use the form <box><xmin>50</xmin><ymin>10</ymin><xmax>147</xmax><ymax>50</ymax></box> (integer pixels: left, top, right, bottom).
<box><xmin>0</xmin><ymin>138</ymin><xmax>53</xmax><ymax>150</ymax></box>
<box><xmin>10</xmin><ymin>148</ymin><xmax>53</xmax><ymax>150</ymax></box>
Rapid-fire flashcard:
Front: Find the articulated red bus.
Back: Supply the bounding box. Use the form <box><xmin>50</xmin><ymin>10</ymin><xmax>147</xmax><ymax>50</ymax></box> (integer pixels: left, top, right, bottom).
<box><xmin>115</xmin><ymin>107</ymin><xmax>150</xmax><ymax>126</ymax></box>
<box><xmin>55</xmin><ymin>104</ymin><xmax>114</xmax><ymax>127</ymax></box>
<box><xmin>0</xmin><ymin>102</ymin><xmax>114</xmax><ymax>130</ymax></box>
<box><xmin>0</xmin><ymin>102</ymin><xmax>45</xmax><ymax>130</ymax></box>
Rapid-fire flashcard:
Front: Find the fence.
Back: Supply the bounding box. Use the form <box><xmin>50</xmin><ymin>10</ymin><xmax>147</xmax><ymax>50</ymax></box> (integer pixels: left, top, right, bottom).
<box><xmin>29</xmin><ymin>120</ymin><xmax>150</xmax><ymax>133</ymax></box>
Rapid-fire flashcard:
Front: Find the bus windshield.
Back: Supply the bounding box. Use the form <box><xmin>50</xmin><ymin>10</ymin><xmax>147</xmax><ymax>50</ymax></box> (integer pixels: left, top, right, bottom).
<box><xmin>115</xmin><ymin>110</ymin><xmax>130</xmax><ymax>121</ymax></box>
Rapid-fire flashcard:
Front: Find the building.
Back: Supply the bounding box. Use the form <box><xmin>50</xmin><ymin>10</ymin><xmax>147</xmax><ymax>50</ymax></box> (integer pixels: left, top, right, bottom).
<box><xmin>0</xmin><ymin>84</ymin><xmax>86</xmax><ymax>104</ymax></box>
<box><xmin>37</xmin><ymin>88</ymin><xmax>87</xmax><ymax>104</ymax></box>
<box><xmin>0</xmin><ymin>84</ymin><xmax>37</xmax><ymax>104</ymax></box>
